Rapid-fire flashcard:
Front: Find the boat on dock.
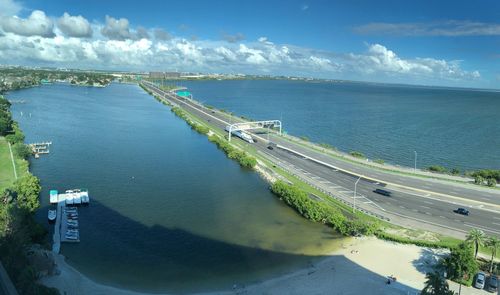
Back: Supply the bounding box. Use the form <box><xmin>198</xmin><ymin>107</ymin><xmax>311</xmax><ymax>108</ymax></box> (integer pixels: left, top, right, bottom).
<box><xmin>48</xmin><ymin>209</ymin><xmax>57</xmax><ymax>222</ymax></box>
<box><xmin>50</xmin><ymin>190</ymin><xmax>58</xmax><ymax>204</ymax></box>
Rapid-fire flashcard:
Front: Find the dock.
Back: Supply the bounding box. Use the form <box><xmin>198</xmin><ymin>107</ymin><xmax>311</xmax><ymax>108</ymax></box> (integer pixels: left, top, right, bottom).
<box><xmin>29</xmin><ymin>141</ymin><xmax>52</xmax><ymax>158</ymax></box>
<box><xmin>51</xmin><ymin>189</ymin><xmax>89</xmax><ymax>253</ymax></box>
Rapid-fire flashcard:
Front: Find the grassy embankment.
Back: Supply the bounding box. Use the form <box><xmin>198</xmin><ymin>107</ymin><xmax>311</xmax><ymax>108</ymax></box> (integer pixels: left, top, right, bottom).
<box><xmin>0</xmin><ymin>95</ymin><xmax>59</xmax><ymax>295</ymax></box>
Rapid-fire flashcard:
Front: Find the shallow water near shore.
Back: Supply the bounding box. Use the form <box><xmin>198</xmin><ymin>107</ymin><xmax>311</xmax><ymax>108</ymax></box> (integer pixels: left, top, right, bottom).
<box><xmin>9</xmin><ymin>83</ymin><xmax>344</xmax><ymax>293</ymax></box>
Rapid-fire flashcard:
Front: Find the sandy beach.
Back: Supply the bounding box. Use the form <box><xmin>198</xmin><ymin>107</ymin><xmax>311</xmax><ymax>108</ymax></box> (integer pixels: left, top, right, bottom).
<box><xmin>39</xmin><ymin>236</ymin><xmax>464</xmax><ymax>295</ymax></box>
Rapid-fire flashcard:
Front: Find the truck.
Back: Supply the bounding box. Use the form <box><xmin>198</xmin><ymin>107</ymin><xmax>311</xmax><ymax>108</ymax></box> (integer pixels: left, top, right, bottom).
<box><xmin>225</xmin><ymin>126</ymin><xmax>254</xmax><ymax>143</ymax></box>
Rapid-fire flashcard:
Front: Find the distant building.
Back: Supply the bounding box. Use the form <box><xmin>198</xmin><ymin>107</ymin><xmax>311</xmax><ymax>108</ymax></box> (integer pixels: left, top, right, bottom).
<box><xmin>149</xmin><ymin>72</ymin><xmax>181</xmax><ymax>79</ymax></box>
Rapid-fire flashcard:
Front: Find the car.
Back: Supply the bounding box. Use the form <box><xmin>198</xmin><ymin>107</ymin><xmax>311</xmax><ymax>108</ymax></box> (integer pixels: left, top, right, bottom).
<box><xmin>453</xmin><ymin>207</ymin><xmax>470</xmax><ymax>216</ymax></box>
<box><xmin>487</xmin><ymin>275</ymin><xmax>498</xmax><ymax>293</ymax></box>
<box><xmin>475</xmin><ymin>272</ymin><xmax>486</xmax><ymax>289</ymax></box>
<box><xmin>373</xmin><ymin>188</ymin><xmax>391</xmax><ymax>196</ymax></box>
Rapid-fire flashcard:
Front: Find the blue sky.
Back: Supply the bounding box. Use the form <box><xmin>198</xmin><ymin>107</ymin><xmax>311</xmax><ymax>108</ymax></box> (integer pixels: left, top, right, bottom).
<box><xmin>1</xmin><ymin>0</ymin><xmax>499</xmax><ymax>88</ymax></box>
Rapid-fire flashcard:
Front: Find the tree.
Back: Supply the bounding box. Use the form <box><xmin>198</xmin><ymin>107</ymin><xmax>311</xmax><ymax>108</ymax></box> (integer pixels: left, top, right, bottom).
<box><xmin>485</xmin><ymin>236</ymin><xmax>500</xmax><ymax>273</ymax></box>
<box><xmin>466</xmin><ymin>229</ymin><xmax>485</xmax><ymax>258</ymax></box>
<box><xmin>473</xmin><ymin>175</ymin><xmax>484</xmax><ymax>185</ymax></box>
<box><xmin>421</xmin><ymin>272</ymin><xmax>454</xmax><ymax>295</ymax></box>
<box><xmin>486</xmin><ymin>177</ymin><xmax>497</xmax><ymax>187</ymax></box>
<box><xmin>442</xmin><ymin>242</ymin><xmax>478</xmax><ymax>284</ymax></box>
<box><xmin>14</xmin><ymin>174</ymin><xmax>41</xmax><ymax>213</ymax></box>
<box><xmin>13</xmin><ymin>143</ymin><xmax>32</xmax><ymax>160</ymax></box>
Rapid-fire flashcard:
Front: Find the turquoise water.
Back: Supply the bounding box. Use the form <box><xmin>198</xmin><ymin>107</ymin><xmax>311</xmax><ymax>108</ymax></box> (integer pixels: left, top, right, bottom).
<box><xmin>9</xmin><ymin>83</ymin><xmax>342</xmax><ymax>293</ymax></box>
<box><xmin>178</xmin><ymin>80</ymin><xmax>500</xmax><ymax>171</ymax></box>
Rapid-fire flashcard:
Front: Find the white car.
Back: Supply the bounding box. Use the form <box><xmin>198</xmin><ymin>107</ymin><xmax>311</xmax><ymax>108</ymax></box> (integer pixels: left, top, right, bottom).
<box><xmin>475</xmin><ymin>272</ymin><xmax>486</xmax><ymax>289</ymax></box>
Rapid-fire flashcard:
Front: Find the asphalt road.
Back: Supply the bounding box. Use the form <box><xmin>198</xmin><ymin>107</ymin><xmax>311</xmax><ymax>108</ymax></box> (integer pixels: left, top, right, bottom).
<box><xmin>142</xmin><ymin>81</ymin><xmax>500</xmax><ymax>237</ymax></box>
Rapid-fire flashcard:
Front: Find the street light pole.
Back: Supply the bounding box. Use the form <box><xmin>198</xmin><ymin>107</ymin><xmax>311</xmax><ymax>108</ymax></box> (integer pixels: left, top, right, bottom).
<box><xmin>353</xmin><ymin>176</ymin><xmax>361</xmax><ymax>213</ymax></box>
<box><xmin>414</xmin><ymin>151</ymin><xmax>417</xmax><ymax>172</ymax></box>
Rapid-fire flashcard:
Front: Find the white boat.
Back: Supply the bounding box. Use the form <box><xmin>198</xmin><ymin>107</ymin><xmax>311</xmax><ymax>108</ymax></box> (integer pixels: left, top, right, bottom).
<box><xmin>80</xmin><ymin>191</ymin><xmax>90</xmax><ymax>204</ymax></box>
<box><xmin>49</xmin><ymin>190</ymin><xmax>58</xmax><ymax>204</ymax></box>
<box><xmin>73</xmin><ymin>194</ymin><xmax>82</xmax><ymax>205</ymax></box>
<box><xmin>48</xmin><ymin>209</ymin><xmax>57</xmax><ymax>222</ymax></box>
<box><xmin>65</xmin><ymin>194</ymin><xmax>74</xmax><ymax>205</ymax></box>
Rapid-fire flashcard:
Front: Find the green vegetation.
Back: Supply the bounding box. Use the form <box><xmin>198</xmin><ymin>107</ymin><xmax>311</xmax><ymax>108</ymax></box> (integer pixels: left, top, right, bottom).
<box><xmin>421</xmin><ymin>272</ymin><xmax>454</xmax><ymax>295</ymax></box>
<box><xmin>299</xmin><ymin>136</ymin><xmax>309</xmax><ymax>142</ymax></box>
<box><xmin>270</xmin><ymin>181</ymin><xmax>379</xmax><ymax>236</ymax></box>
<box><xmin>318</xmin><ymin>143</ymin><xmax>336</xmax><ymax>150</ymax></box>
<box><xmin>428</xmin><ymin>165</ymin><xmax>448</xmax><ymax>174</ymax></box>
<box><xmin>485</xmin><ymin>236</ymin><xmax>500</xmax><ymax>272</ymax></box>
<box><xmin>450</xmin><ymin>168</ymin><xmax>460</xmax><ymax>176</ymax></box>
<box><xmin>374</xmin><ymin>159</ymin><xmax>385</xmax><ymax>165</ymax></box>
<box><xmin>466</xmin><ymin>228</ymin><xmax>485</xmax><ymax>258</ymax></box>
<box><xmin>349</xmin><ymin>151</ymin><xmax>365</xmax><ymax>159</ymax></box>
<box><xmin>0</xmin><ymin>96</ymin><xmax>13</xmax><ymax>135</ymax></box>
<box><xmin>13</xmin><ymin>143</ymin><xmax>32</xmax><ymax>160</ymax></box>
<box><xmin>208</xmin><ymin>135</ymin><xmax>257</xmax><ymax>168</ymax></box>
<box><xmin>470</xmin><ymin>170</ymin><xmax>500</xmax><ymax>187</ymax></box>
<box><xmin>441</xmin><ymin>242</ymin><xmax>478</xmax><ymax>286</ymax></box>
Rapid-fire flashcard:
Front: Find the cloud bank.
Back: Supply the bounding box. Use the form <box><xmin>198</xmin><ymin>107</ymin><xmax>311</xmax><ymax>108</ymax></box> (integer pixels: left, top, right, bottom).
<box><xmin>0</xmin><ymin>0</ymin><xmax>482</xmax><ymax>87</ymax></box>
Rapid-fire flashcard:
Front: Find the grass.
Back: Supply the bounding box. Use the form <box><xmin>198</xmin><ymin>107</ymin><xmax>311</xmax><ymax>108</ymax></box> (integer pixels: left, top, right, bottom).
<box><xmin>0</xmin><ymin>137</ymin><xmax>28</xmax><ymax>192</ymax></box>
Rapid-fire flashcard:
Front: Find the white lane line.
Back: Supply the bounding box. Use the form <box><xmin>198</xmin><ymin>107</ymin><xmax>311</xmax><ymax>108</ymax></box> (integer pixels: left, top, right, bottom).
<box><xmin>399</xmin><ymin>205</ymin><xmax>406</xmax><ymax>209</ymax></box>
<box><xmin>454</xmin><ymin>219</ymin><xmax>461</xmax><ymax>223</ymax></box>
<box><xmin>329</xmin><ymin>185</ymin><xmax>341</xmax><ymax>189</ymax></box>
<box><xmin>319</xmin><ymin>180</ymin><xmax>331</xmax><ymax>184</ymax></box>
<box><xmin>439</xmin><ymin>216</ymin><xmax>446</xmax><ymax>219</ymax></box>
<box><xmin>339</xmin><ymin>191</ymin><xmax>351</xmax><ymax>194</ymax></box>
<box><xmin>493</xmin><ymin>222</ymin><xmax>500</xmax><ymax>226</ymax></box>
<box><xmin>424</xmin><ymin>194</ymin><xmax>431</xmax><ymax>197</ymax></box>
<box><xmin>464</xmin><ymin>223</ymin><xmax>500</xmax><ymax>235</ymax></box>
<box><xmin>493</xmin><ymin>216</ymin><xmax>500</xmax><ymax>220</ymax></box>
<box><xmin>423</xmin><ymin>201</ymin><xmax>433</xmax><ymax>205</ymax></box>
<box><xmin>425</xmin><ymin>212</ymin><xmax>432</xmax><ymax>215</ymax></box>
<box><xmin>363</xmin><ymin>201</ymin><xmax>373</xmax><ymax>204</ymax></box>
<box><xmin>420</xmin><ymin>206</ymin><xmax>431</xmax><ymax>210</ymax></box>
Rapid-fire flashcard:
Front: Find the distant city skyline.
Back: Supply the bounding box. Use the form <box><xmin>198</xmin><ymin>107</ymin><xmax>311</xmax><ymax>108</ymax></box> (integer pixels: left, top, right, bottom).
<box><xmin>0</xmin><ymin>0</ymin><xmax>499</xmax><ymax>89</ymax></box>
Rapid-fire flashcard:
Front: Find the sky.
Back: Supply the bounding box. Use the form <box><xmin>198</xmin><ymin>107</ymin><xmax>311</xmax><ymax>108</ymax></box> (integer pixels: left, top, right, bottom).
<box><xmin>0</xmin><ymin>0</ymin><xmax>499</xmax><ymax>89</ymax></box>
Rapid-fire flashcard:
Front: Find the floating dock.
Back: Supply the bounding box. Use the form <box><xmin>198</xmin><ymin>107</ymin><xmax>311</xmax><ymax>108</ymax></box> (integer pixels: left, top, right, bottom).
<box><xmin>29</xmin><ymin>141</ymin><xmax>52</xmax><ymax>158</ymax></box>
<box><xmin>51</xmin><ymin>189</ymin><xmax>89</xmax><ymax>253</ymax></box>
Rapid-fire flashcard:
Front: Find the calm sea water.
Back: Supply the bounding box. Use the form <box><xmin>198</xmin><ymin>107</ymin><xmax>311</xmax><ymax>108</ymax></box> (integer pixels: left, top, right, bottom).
<box><xmin>9</xmin><ymin>83</ymin><xmax>342</xmax><ymax>293</ymax></box>
<box><xmin>177</xmin><ymin>80</ymin><xmax>500</xmax><ymax>171</ymax></box>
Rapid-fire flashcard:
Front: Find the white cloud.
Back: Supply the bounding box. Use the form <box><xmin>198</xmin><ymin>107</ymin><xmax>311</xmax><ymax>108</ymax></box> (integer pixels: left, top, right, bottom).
<box><xmin>354</xmin><ymin>20</ymin><xmax>500</xmax><ymax>36</ymax></box>
<box><xmin>1</xmin><ymin>10</ymin><xmax>55</xmax><ymax>37</ymax></box>
<box><xmin>101</xmin><ymin>15</ymin><xmax>132</xmax><ymax>40</ymax></box>
<box><xmin>0</xmin><ymin>0</ymin><xmax>22</xmax><ymax>17</ymax></box>
<box><xmin>57</xmin><ymin>12</ymin><xmax>92</xmax><ymax>38</ymax></box>
<box><xmin>154</xmin><ymin>28</ymin><xmax>171</xmax><ymax>41</ymax></box>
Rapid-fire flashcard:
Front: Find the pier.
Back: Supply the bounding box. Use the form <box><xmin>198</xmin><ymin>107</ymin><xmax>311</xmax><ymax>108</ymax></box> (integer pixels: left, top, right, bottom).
<box><xmin>51</xmin><ymin>189</ymin><xmax>89</xmax><ymax>253</ymax></box>
<box><xmin>28</xmin><ymin>141</ymin><xmax>52</xmax><ymax>158</ymax></box>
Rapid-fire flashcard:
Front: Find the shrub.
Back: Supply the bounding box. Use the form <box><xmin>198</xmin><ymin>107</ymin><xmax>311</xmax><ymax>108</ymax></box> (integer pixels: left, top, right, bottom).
<box><xmin>319</xmin><ymin>143</ymin><xmax>336</xmax><ymax>150</ymax></box>
<box><xmin>428</xmin><ymin>165</ymin><xmax>447</xmax><ymax>173</ymax></box>
<box><xmin>487</xmin><ymin>178</ymin><xmax>497</xmax><ymax>187</ymax></box>
<box><xmin>13</xmin><ymin>143</ymin><xmax>32</xmax><ymax>159</ymax></box>
<box><xmin>374</xmin><ymin>159</ymin><xmax>385</xmax><ymax>165</ymax></box>
<box><xmin>450</xmin><ymin>168</ymin><xmax>460</xmax><ymax>176</ymax></box>
<box><xmin>471</xmin><ymin>170</ymin><xmax>500</xmax><ymax>182</ymax></box>
<box><xmin>208</xmin><ymin>135</ymin><xmax>257</xmax><ymax>168</ymax></box>
<box><xmin>299</xmin><ymin>136</ymin><xmax>309</xmax><ymax>142</ymax></box>
<box><xmin>350</xmin><ymin>151</ymin><xmax>365</xmax><ymax>159</ymax></box>
<box><xmin>474</xmin><ymin>175</ymin><xmax>484</xmax><ymax>185</ymax></box>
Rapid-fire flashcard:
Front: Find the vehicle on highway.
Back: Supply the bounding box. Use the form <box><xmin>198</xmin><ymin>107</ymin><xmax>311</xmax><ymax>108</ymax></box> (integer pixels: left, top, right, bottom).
<box><xmin>268</xmin><ymin>142</ymin><xmax>277</xmax><ymax>150</ymax></box>
<box><xmin>373</xmin><ymin>188</ymin><xmax>391</xmax><ymax>196</ymax></box>
<box><xmin>488</xmin><ymin>275</ymin><xmax>498</xmax><ymax>293</ymax></box>
<box><xmin>225</xmin><ymin>126</ymin><xmax>254</xmax><ymax>143</ymax></box>
<box><xmin>453</xmin><ymin>207</ymin><xmax>470</xmax><ymax>216</ymax></box>
<box><xmin>475</xmin><ymin>272</ymin><xmax>486</xmax><ymax>289</ymax></box>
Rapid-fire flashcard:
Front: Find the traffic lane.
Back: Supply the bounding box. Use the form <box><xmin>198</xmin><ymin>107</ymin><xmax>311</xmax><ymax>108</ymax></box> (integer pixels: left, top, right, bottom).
<box><xmin>266</xmin><ymin>133</ymin><xmax>500</xmax><ymax>205</ymax></box>
<box><xmin>267</xmin><ymin>146</ymin><xmax>500</xmax><ymax>236</ymax></box>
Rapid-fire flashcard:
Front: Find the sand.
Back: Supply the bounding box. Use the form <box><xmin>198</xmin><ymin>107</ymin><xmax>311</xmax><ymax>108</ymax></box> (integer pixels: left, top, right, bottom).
<box><xmin>41</xmin><ymin>237</ymin><xmax>482</xmax><ymax>295</ymax></box>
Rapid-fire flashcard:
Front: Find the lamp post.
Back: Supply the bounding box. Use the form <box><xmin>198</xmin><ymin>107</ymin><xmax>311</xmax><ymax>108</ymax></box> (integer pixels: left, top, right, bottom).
<box><xmin>353</xmin><ymin>176</ymin><xmax>361</xmax><ymax>213</ymax></box>
<box><xmin>414</xmin><ymin>151</ymin><xmax>417</xmax><ymax>172</ymax></box>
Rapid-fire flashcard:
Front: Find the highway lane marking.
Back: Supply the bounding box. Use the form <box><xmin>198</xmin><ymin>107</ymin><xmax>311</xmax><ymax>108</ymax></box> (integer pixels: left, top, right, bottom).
<box><xmin>439</xmin><ymin>216</ymin><xmax>446</xmax><ymax>219</ymax></box>
<box><xmin>464</xmin><ymin>223</ymin><xmax>500</xmax><ymax>235</ymax></box>
<box><xmin>339</xmin><ymin>190</ymin><xmax>352</xmax><ymax>194</ymax></box>
<box><xmin>423</xmin><ymin>201</ymin><xmax>434</xmax><ymax>205</ymax></box>
<box><xmin>399</xmin><ymin>205</ymin><xmax>406</xmax><ymax>209</ymax></box>
<box><xmin>420</xmin><ymin>206</ymin><xmax>431</xmax><ymax>210</ymax></box>
<box><xmin>493</xmin><ymin>216</ymin><xmax>500</xmax><ymax>220</ymax></box>
<box><xmin>493</xmin><ymin>222</ymin><xmax>500</xmax><ymax>226</ymax></box>
<box><xmin>425</xmin><ymin>212</ymin><xmax>432</xmax><ymax>215</ymax></box>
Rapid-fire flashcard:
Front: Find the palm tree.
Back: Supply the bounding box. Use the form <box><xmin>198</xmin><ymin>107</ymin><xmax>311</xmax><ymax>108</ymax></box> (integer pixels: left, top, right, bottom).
<box><xmin>421</xmin><ymin>272</ymin><xmax>454</xmax><ymax>295</ymax></box>
<box><xmin>466</xmin><ymin>229</ymin><xmax>485</xmax><ymax>258</ymax></box>
<box><xmin>485</xmin><ymin>236</ymin><xmax>500</xmax><ymax>272</ymax></box>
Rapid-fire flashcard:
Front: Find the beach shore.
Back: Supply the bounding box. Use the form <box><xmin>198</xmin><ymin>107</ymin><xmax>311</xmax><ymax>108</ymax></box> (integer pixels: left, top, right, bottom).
<box><xmin>41</xmin><ymin>237</ymin><xmax>481</xmax><ymax>295</ymax></box>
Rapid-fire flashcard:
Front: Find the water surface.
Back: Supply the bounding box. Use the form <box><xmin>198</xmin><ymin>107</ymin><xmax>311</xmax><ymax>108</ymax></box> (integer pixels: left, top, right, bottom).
<box><xmin>9</xmin><ymin>83</ymin><xmax>342</xmax><ymax>293</ymax></box>
<box><xmin>178</xmin><ymin>80</ymin><xmax>500</xmax><ymax>171</ymax></box>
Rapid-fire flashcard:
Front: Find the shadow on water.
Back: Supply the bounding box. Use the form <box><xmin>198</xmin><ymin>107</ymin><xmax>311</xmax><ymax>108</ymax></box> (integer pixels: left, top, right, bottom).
<box><xmin>47</xmin><ymin>200</ymin><xmax>420</xmax><ymax>294</ymax></box>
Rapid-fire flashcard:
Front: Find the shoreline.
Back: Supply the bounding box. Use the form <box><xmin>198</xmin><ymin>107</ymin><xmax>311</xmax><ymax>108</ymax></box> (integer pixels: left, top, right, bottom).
<box><xmin>39</xmin><ymin>237</ymin><xmax>449</xmax><ymax>295</ymax></box>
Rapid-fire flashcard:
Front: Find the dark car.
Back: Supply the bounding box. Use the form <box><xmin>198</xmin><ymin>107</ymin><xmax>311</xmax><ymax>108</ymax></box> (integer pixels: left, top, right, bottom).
<box><xmin>373</xmin><ymin>189</ymin><xmax>391</xmax><ymax>196</ymax></box>
<box><xmin>454</xmin><ymin>207</ymin><xmax>470</xmax><ymax>216</ymax></box>
<box><xmin>487</xmin><ymin>275</ymin><xmax>498</xmax><ymax>293</ymax></box>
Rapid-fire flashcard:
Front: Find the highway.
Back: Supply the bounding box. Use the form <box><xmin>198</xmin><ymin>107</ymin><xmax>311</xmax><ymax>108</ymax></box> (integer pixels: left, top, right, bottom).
<box><xmin>141</xmin><ymin>81</ymin><xmax>500</xmax><ymax>238</ymax></box>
